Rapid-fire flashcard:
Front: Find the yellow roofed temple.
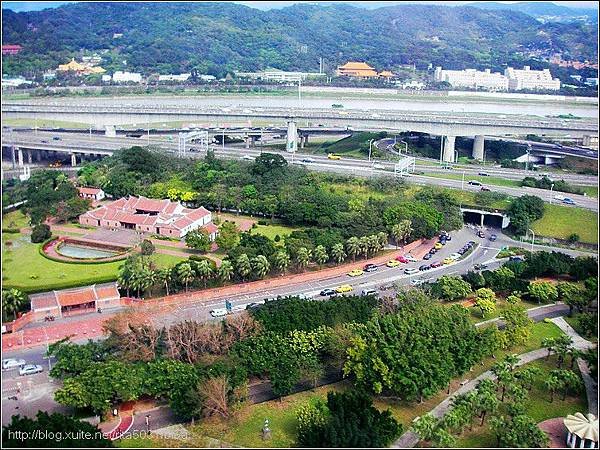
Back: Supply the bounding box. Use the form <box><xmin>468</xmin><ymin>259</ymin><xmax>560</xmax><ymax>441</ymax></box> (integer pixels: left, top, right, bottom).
<box><xmin>57</xmin><ymin>58</ymin><xmax>106</xmax><ymax>75</ymax></box>
<box><xmin>378</xmin><ymin>70</ymin><xmax>395</xmax><ymax>78</ymax></box>
<box><xmin>336</xmin><ymin>61</ymin><xmax>378</xmax><ymax>78</ymax></box>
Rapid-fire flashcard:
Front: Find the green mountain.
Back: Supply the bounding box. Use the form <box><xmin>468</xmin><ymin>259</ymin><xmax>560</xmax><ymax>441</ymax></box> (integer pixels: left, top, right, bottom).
<box><xmin>2</xmin><ymin>2</ymin><xmax>597</xmax><ymax>77</ymax></box>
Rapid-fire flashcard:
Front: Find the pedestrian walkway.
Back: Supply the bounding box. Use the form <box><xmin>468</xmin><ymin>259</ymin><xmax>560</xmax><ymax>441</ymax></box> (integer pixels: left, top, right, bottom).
<box><xmin>104</xmin><ymin>415</ymin><xmax>134</xmax><ymax>441</ymax></box>
<box><xmin>390</xmin><ymin>316</ymin><xmax>595</xmax><ymax>448</ymax></box>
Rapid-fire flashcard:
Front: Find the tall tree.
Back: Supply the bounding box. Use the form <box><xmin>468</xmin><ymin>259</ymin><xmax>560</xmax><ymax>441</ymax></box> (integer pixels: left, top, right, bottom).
<box><xmin>176</xmin><ymin>262</ymin><xmax>195</xmax><ymax>292</ymax></box>
<box><xmin>330</xmin><ymin>242</ymin><xmax>346</xmax><ymax>264</ymax></box>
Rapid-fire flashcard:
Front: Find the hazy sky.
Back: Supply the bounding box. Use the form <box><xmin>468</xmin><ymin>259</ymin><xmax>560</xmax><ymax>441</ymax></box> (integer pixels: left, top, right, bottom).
<box><xmin>3</xmin><ymin>1</ymin><xmax>599</xmax><ymax>12</ymax></box>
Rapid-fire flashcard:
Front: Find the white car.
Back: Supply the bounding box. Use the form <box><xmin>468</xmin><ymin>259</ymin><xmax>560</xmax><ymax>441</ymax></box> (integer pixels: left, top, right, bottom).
<box><xmin>231</xmin><ymin>304</ymin><xmax>246</xmax><ymax>313</ymax></box>
<box><xmin>19</xmin><ymin>364</ymin><xmax>43</xmax><ymax>376</ymax></box>
<box><xmin>210</xmin><ymin>308</ymin><xmax>228</xmax><ymax>317</ymax></box>
<box><xmin>404</xmin><ymin>255</ymin><xmax>417</xmax><ymax>263</ymax></box>
<box><xmin>404</xmin><ymin>267</ymin><xmax>419</xmax><ymax>275</ymax></box>
<box><xmin>241</xmin><ymin>155</ymin><xmax>254</xmax><ymax>161</ymax></box>
<box><xmin>411</xmin><ymin>279</ymin><xmax>425</xmax><ymax>286</ymax></box>
<box><xmin>373</xmin><ymin>164</ymin><xmax>386</xmax><ymax>170</ymax></box>
<box><xmin>2</xmin><ymin>358</ymin><xmax>25</xmax><ymax>370</ymax></box>
<box><xmin>449</xmin><ymin>252</ymin><xmax>462</xmax><ymax>260</ymax></box>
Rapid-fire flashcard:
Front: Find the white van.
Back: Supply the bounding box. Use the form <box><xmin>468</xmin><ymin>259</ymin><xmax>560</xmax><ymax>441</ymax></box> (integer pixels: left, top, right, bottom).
<box><xmin>361</xmin><ymin>289</ymin><xmax>378</xmax><ymax>296</ymax></box>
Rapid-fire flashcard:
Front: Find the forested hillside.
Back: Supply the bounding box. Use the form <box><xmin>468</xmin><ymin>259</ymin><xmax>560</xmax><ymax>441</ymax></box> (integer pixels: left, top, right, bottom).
<box><xmin>2</xmin><ymin>2</ymin><xmax>597</xmax><ymax>77</ymax></box>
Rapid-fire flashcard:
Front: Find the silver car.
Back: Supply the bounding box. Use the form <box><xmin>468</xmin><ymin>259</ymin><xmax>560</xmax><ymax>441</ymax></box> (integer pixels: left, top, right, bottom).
<box><xmin>19</xmin><ymin>364</ymin><xmax>43</xmax><ymax>376</ymax></box>
<box><xmin>2</xmin><ymin>358</ymin><xmax>25</xmax><ymax>370</ymax></box>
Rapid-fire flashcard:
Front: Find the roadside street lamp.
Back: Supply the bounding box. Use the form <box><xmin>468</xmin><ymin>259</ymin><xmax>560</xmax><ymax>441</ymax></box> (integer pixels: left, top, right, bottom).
<box><xmin>528</xmin><ymin>228</ymin><xmax>535</xmax><ymax>253</ymax></box>
<box><xmin>368</xmin><ymin>139</ymin><xmax>374</xmax><ymax>162</ymax></box>
<box><xmin>549</xmin><ymin>183</ymin><xmax>555</xmax><ymax>204</ymax></box>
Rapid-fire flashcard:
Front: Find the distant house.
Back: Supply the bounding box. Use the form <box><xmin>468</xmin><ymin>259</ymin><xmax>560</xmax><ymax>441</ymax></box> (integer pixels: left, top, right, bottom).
<box><xmin>158</xmin><ymin>73</ymin><xmax>191</xmax><ymax>82</ymax></box>
<box><xmin>79</xmin><ymin>195</ymin><xmax>218</xmax><ymax>240</ymax></box>
<box><xmin>78</xmin><ymin>186</ymin><xmax>105</xmax><ymax>202</ymax></box>
<box><xmin>112</xmin><ymin>71</ymin><xmax>142</xmax><ymax>83</ymax></box>
<box><xmin>336</xmin><ymin>61</ymin><xmax>378</xmax><ymax>78</ymax></box>
<box><xmin>2</xmin><ymin>44</ymin><xmax>23</xmax><ymax>55</ymax></box>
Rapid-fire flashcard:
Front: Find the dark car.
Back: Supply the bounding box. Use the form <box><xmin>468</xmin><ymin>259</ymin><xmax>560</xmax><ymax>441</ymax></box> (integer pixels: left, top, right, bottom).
<box><xmin>429</xmin><ymin>248</ymin><xmax>437</xmax><ymax>254</ymax></box>
<box><xmin>53</xmin><ymin>136</ymin><xmax>61</xmax><ymax>140</ymax></box>
<box><xmin>458</xmin><ymin>248</ymin><xmax>466</xmax><ymax>255</ymax></box>
<box><xmin>445</xmin><ymin>235</ymin><xmax>452</xmax><ymax>241</ymax></box>
<box><xmin>477</xmin><ymin>231</ymin><xmax>485</xmax><ymax>238</ymax></box>
<box><xmin>41</xmin><ymin>140</ymin><xmax>49</xmax><ymax>143</ymax></box>
<box><xmin>509</xmin><ymin>255</ymin><xmax>524</xmax><ymax>262</ymax></box>
<box><xmin>364</xmin><ymin>263</ymin><xmax>378</xmax><ymax>272</ymax></box>
<box><xmin>489</xmin><ymin>234</ymin><xmax>497</xmax><ymax>241</ymax></box>
<box><xmin>320</xmin><ymin>288</ymin><xmax>337</xmax><ymax>296</ymax></box>
<box><xmin>473</xmin><ymin>263</ymin><xmax>488</xmax><ymax>271</ymax></box>
<box><xmin>430</xmin><ymin>262</ymin><xmax>442</xmax><ymax>268</ymax></box>
<box><xmin>423</xmin><ymin>253</ymin><xmax>432</xmax><ymax>260</ymax></box>
<box><xmin>419</xmin><ymin>264</ymin><xmax>430</xmax><ymax>271</ymax></box>
<box><xmin>468</xmin><ymin>241</ymin><xmax>476</xmax><ymax>245</ymax></box>
<box><xmin>481</xmin><ymin>186</ymin><xmax>491</xmax><ymax>192</ymax></box>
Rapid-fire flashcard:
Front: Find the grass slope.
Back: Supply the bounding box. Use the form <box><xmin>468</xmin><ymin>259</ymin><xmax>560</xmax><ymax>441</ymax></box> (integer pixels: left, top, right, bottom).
<box><xmin>531</xmin><ymin>204</ymin><xmax>598</xmax><ymax>244</ymax></box>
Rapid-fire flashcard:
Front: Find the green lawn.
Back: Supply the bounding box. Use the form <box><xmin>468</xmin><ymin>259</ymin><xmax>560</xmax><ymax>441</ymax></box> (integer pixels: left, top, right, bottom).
<box><xmin>1</xmin><ymin>232</ymin><xmax>184</xmax><ymax>293</ymax></box>
<box><xmin>250</xmin><ymin>223</ymin><xmax>299</xmax><ymax>240</ymax></box>
<box><xmin>2</xmin><ymin>118</ymin><xmax>91</xmax><ymax>129</ymax></box>
<box><xmin>2</xmin><ymin>210</ymin><xmax>30</xmax><ymax>229</ymax></box>
<box><xmin>531</xmin><ymin>203</ymin><xmax>598</xmax><ymax>244</ymax></box>
<box><xmin>578</xmin><ymin>185</ymin><xmax>598</xmax><ymax>198</ymax></box>
<box><xmin>454</xmin><ymin>356</ymin><xmax>587</xmax><ymax>448</ymax></box>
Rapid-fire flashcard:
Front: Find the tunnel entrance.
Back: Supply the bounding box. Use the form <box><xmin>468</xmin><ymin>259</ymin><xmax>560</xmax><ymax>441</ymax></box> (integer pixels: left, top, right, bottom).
<box><xmin>462</xmin><ymin>211</ymin><xmax>505</xmax><ymax>229</ymax></box>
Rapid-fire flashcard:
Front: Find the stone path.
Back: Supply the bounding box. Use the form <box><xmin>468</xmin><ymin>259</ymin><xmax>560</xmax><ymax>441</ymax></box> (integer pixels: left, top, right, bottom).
<box><xmin>390</xmin><ymin>316</ymin><xmax>595</xmax><ymax>448</ymax></box>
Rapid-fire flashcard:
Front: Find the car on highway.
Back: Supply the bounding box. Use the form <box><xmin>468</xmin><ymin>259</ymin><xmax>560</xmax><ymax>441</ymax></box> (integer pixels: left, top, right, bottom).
<box><xmin>327</xmin><ymin>153</ymin><xmax>342</xmax><ymax>160</ymax></box>
<box><xmin>210</xmin><ymin>308</ymin><xmax>228</xmax><ymax>317</ymax></box>
<box><xmin>241</xmin><ymin>155</ymin><xmax>254</xmax><ymax>161</ymax></box>
<box><xmin>246</xmin><ymin>301</ymin><xmax>265</xmax><ymax>309</ymax></box>
<box><xmin>489</xmin><ymin>234</ymin><xmax>497</xmax><ymax>241</ymax></box>
<box><xmin>404</xmin><ymin>254</ymin><xmax>417</xmax><ymax>263</ymax></box>
<box><xmin>364</xmin><ymin>263</ymin><xmax>378</xmax><ymax>272</ymax></box>
<box><xmin>411</xmin><ymin>278</ymin><xmax>426</xmax><ymax>286</ymax></box>
<box><xmin>562</xmin><ymin>198</ymin><xmax>576</xmax><ymax>205</ymax></box>
<box><xmin>301</xmin><ymin>158</ymin><xmax>315</xmax><ymax>163</ymax></box>
<box><xmin>53</xmin><ymin>136</ymin><xmax>61</xmax><ymax>140</ymax></box>
<box><xmin>2</xmin><ymin>358</ymin><xmax>25</xmax><ymax>370</ymax></box>
<box><xmin>19</xmin><ymin>364</ymin><xmax>43</xmax><ymax>376</ymax></box>
<box><xmin>320</xmin><ymin>288</ymin><xmax>337</xmax><ymax>297</ymax></box>
<box><xmin>423</xmin><ymin>253</ymin><xmax>432</xmax><ymax>260</ymax></box>
<box><xmin>347</xmin><ymin>269</ymin><xmax>364</xmax><ymax>277</ymax></box>
<box><xmin>480</xmin><ymin>186</ymin><xmax>491</xmax><ymax>192</ymax></box>
<box><xmin>473</xmin><ymin>263</ymin><xmax>488</xmax><ymax>271</ymax></box>
<box><xmin>386</xmin><ymin>260</ymin><xmax>401</xmax><ymax>268</ymax></box>
<box><xmin>372</xmin><ymin>164</ymin><xmax>386</xmax><ymax>170</ymax></box>
<box><xmin>335</xmin><ymin>284</ymin><xmax>353</xmax><ymax>293</ymax></box>
<box><xmin>468</xmin><ymin>180</ymin><xmax>482</xmax><ymax>186</ymax></box>
<box><xmin>442</xmin><ymin>258</ymin><xmax>454</xmax><ymax>265</ymax></box>
<box><xmin>430</xmin><ymin>261</ymin><xmax>442</xmax><ymax>268</ymax></box>
<box><xmin>41</xmin><ymin>139</ymin><xmax>49</xmax><ymax>143</ymax></box>
<box><xmin>478</xmin><ymin>172</ymin><xmax>490</xmax><ymax>176</ymax></box>
<box><xmin>404</xmin><ymin>267</ymin><xmax>419</xmax><ymax>275</ymax></box>
<box><xmin>434</xmin><ymin>242</ymin><xmax>443</xmax><ymax>250</ymax></box>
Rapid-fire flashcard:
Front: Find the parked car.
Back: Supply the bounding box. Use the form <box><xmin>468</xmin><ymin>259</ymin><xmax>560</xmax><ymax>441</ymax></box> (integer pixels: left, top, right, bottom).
<box><xmin>361</xmin><ymin>289</ymin><xmax>378</xmax><ymax>296</ymax></box>
<box><xmin>449</xmin><ymin>253</ymin><xmax>461</xmax><ymax>260</ymax></box>
<box><xmin>445</xmin><ymin>234</ymin><xmax>452</xmax><ymax>241</ymax></box>
<box><xmin>430</xmin><ymin>261</ymin><xmax>442</xmax><ymax>268</ymax></box>
<box><xmin>320</xmin><ymin>288</ymin><xmax>337</xmax><ymax>297</ymax></box>
<box><xmin>335</xmin><ymin>284</ymin><xmax>353</xmax><ymax>293</ymax></box>
<box><xmin>473</xmin><ymin>263</ymin><xmax>488</xmax><ymax>271</ymax></box>
<box><xmin>386</xmin><ymin>260</ymin><xmax>401</xmax><ymax>268</ymax></box>
<box><xmin>404</xmin><ymin>267</ymin><xmax>419</xmax><ymax>275</ymax></box>
<box><xmin>489</xmin><ymin>234</ymin><xmax>497</xmax><ymax>241</ymax></box>
<box><xmin>423</xmin><ymin>253</ymin><xmax>432</xmax><ymax>260</ymax></box>
<box><xmin>411</xmin><ymin>278</ymin><xmax>425</xmax><ymax>286</ymax></box>
<box><xmin>2</xmin><ymin>358</ymin><xmax>26</xmax><ymax>370</ymax></box>
<box><xmin>364</xmin><ymin>263</ymin><xmax>378</xmax><ymax>272</ymax></box>
<box><xmin>442</xmin><ymin>258</ymin><xmax>454</xmax><ymax>265</ymax></box>
<box><xmin>429</xmin><ymin>248</ymin><xmax>438</xmax><ymax>254</ymax></box>
<box><xmin>210</xmin><ymin>308</ymin><xmax>228</xmax><ymax>317</ymax></box>
<box><xmin>246</xmin><ymin>301</ymin><xmax>265</xmax><ymax>309</ymax></box>
<box><xmin>477</xmin><ymin>231</ymin><xmax>485</xmax><ymax>238</ymax></box>
<box><xmin>395</xmin><ymin>255</ymin><xmax>409</xmax><ymax>263</ymax></box>
<box><xmin>19</xmin><ymin>364</ymin><xmax>43</xmax><ymax>376</ymax></box>
<box><xmin>347</xmin><ymin>269</ymin><xmax>364</xmax><ymax>277</ymax></box>
<box><xmin>509</xmin><ymin>255</ymin><xmax>524</xmax><ymax>262</ymax></box>
<box><xmin>418</xmin><ymin>264</ymin><xmax>430</xmax><ymax>271</ymax></box>
<box><xmin>404</xmin><ymin>255</ymin><xmax>417</xmax><ymax>262</ymax></box>
<box><xmin>434</xmin><ymin>243</ymin><xmax>443</xmax><ymax>250</ymax></box>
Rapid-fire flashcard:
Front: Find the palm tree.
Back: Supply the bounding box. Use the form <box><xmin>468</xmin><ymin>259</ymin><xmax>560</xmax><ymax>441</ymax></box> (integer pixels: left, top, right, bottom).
<box><xmin>195</xmin><ymin>259</ymin><xmax>214</xmax><ymax>288</ymax></box>
<box><xmin>369</xmin><ymin>234</ymin><xmax>382</xmax><ymax>254</ymax></box>
<box><xmin>218</xmin><ymin>260</ymin><xmax>234</xmax><ymax>283</ymax></box>
<box><xmin>144</xmin><ymin>269</ymin><xmax>158</xmax><ymax>297</ymax></box>
<box><xmin>236</xmin><ymin>254</ymin><xmax>252</xmax><ymax>281</ymax></box>
<box><xmin>313</xmin><ymin>245</ymin><xmax>328</xmax><ymax>268</ymax></box>
<box><xmin>251</xmin><ymin>254</ymin><xmax>270</xmax><ymax>279</ymax></box>
<box><xmin>156</xmin><ymin>267</ymin><xmax>172</xmax><ymax>296</ymax></box>
<box><xmin>330</xmin><ymin>242</ymin><xmax>346</xmax><ymax>264</ymax></box>
<box><xmin>176</xmin><ymin>262</ymin><xmax>195</xmax><ymax>292</ymax></box>
<box><xmin>273</xmin><ymin>251</ymin><xmax>290</xmax><ymax>274</ymax></box>
<box><xmin>295</xmin><ymin>247</ymin><xmax>311</xmax><ymax>272</ymax></box>
<box><xmin>359</xmin><ymin>236</ymin><xmax>370</xmax><ymax>259</ymax></box>
<box><xmin>346</xmin><ymin>237</ymin><xmax>360</xmax><ymax>262</ymax></box>
<box><xmin>2</xmin><ymin>289</ymin><xmax>26</xmax><ymax>321</ymax></box>
<box><xmin>377</xmin><ymin>231</ymin><xmax>388</xmax><ymax>251</ymax></box>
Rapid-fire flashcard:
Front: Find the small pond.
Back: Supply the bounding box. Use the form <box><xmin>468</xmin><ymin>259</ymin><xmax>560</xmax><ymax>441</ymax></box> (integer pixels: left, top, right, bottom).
<box><xmin>56</xmin><ymin>243</ymin><xmax>120</xmax><ymax>259</ymax></box>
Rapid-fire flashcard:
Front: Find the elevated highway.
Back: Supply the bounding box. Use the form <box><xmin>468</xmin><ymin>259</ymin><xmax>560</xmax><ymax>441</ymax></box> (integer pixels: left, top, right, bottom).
<box><xmin>3</xmin><ymin>102</ymin><xmax>597</xmax><ymax>162</ymax></box>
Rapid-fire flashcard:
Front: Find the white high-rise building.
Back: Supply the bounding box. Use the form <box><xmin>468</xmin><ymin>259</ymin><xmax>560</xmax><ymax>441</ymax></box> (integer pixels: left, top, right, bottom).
<box><xmin>504</xmin><ymin>66</ymin><xmax>561</xmax><ymax>91</ymax></box>
<box><xmin>434</xmin><ymin>67</ymin><xmax>508</xmax><ymax>91</ymax></box>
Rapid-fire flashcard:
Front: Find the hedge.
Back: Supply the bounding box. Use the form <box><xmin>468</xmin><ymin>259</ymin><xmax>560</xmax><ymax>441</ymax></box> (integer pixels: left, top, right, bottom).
<box><xmin>2</xmin><ymin>228</ymin><xmax>21</xmax><ymax>234</ymax></box>
<box><xmin>3</xmin><ymin>274</ymin><xmax>119</xmax><ymax>294</ymax></box>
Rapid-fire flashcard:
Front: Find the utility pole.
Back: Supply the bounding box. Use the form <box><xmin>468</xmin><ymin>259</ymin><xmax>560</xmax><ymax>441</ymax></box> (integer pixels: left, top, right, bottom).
<box><xmin>528</xmin><ymin>228</ymin><xmax>535</xmax><ymax>253</ymax></box>
<box><xmin>368</xmin><ymin>139</ymin><xmax>374</xmax><ymax>162</ymax></box>
<box><xmin>525</xmin><ymin>144</ymin><xmax>531</xmax><ymax>172</ymax></box>
<box><xmin>298</xmin><ymin>78</ymin><xmax>302</xmax><ymax>108</ymax></box>
<box><xmin>549</xmin><ymin>183</ymin><xmax>554</xmax><ymax>204</ymax></box>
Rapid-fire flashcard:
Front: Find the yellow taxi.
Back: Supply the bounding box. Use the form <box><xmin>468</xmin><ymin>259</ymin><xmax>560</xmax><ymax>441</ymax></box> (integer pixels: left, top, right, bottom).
<box><xmin>347</xmin><ymin>269</ymin><xmax>364</xmax><ymax>277</ymax></box>
<box><xmin>335</xmin><ymin>284</ymin><xmax>353</xmax><ymax>293</ymax></box>
<box><xmin>386</xmin><ymin>260</ymin><xmax>401</xmax><ymax>268</ymax></box>
<box><xmin>434</xmin><ymin>242</ymin><xmax>443</xmax><ymax>250</ymax></box>
<box><xmin>442</xmin><ymin>257</ymin><xmax>454</xmax><ymax>265</ymax></box>
<box><xmin>328</xmin><ymin>153</ymin><xmax>342</xmax><ymax>160</ymax></box>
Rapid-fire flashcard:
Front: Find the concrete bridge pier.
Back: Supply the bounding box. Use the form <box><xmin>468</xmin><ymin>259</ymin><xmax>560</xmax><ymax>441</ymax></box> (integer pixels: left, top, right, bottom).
<box><xmin>442</xmin><ymin>136</ymin><xmax>456</xmax><ymax>163</ymax></box>
<box><xmin>70</xmin><ymin>153</ymin><xmax>77</xmax><ymax>167</ymax></box>
<box><xmin>286</xmin><ymin>121</ymin><xmax>298</xmax><ymax>153</ymax></box>
<box><xmin>27</xmin><ymin>150</ymin><xmax>32</xmax><ymax>164</ymax></box>
<box><xmin>473</xmin><ymin>135</ymin><xmax>485</xmax><ymax>160</ymax></box>
<box><xmin>36</xmin><ymin>151</ymin><xmax>42</xmax><ymax>162</ymax></box>
<box><xmin>11</xmin><ymin>147</ymin><xmax>16</xmax><ymax>168</ymax></box>
<box><xmin>104</xmin><ymin>125</ymin><xmax>116</xmax><ymax>137</ymax></box>
<box><xmin>17</xmin><ymin>148</ymin><xmax>24</xmax><ymax>167</ymax></box>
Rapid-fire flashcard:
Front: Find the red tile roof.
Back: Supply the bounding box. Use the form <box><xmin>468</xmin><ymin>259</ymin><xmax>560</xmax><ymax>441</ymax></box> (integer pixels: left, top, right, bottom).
<box><xmin>78</xmin><ymin>187</ymin><xmax>103</xmax><ymax>195</ymax></box>
<box><xmin>29</xmin><ymin>282</ymin><xmax>120</xmax><ymax>311</ymax></box>
<box><xmin>203</xmin><ymin>222</ymin><xmax>219</xmax><ymax>234</ymax></box>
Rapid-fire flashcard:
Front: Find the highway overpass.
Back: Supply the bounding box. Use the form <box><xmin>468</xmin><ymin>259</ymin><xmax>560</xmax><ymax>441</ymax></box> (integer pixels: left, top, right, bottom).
<box><xmin>3</xmin><ymin>102</ymin><xmax>597</xmax><ymax>162</ymax></box>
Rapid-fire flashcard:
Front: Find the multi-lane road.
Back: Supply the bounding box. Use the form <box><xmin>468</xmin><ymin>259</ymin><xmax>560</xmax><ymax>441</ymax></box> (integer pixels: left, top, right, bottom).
<box><xmin>3</xmin><ymin>130</ymin><xmax>598</xmax><ymax>211</ymax></box>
